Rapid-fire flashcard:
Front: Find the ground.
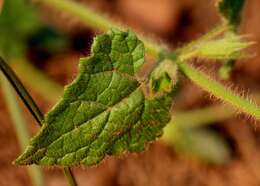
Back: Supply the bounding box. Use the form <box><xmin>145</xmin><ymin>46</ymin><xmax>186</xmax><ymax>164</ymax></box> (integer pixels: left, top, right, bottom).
<box><xmin>1</xmin><ymin>0</ymin><xmax>260</xmax><ymax>185</ymax></box>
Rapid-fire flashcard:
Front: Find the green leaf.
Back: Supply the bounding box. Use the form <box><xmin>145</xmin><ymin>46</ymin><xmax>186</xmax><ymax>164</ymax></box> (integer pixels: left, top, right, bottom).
<box><xmin>150</xmin><ymin>59</ymin><xmax>178</xmax><ymax>94</ymax></box>
<box><xmin>193</xmin><ymin>32</ymin><xmax>252</xmax><ymax>60</ymax></box>
<box><xmin>217</xmin><ymin>0</ymin><xmax>245</xmax><ymax>28</ymax></box>
<box><xmin>15</xmin><ymin>29</ymin><xmax>174</xmax><ymax>166</ymax></box>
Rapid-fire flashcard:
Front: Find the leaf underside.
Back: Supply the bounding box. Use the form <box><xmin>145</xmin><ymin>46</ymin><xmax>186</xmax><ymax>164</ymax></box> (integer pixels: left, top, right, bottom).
<box><xmin>218</xmin><ymin>0</ymin><xmax>245</xmax><ymax>27</ymax></box>
<box><xmin>15</xmin><ymin>29</ymin><xmax>174</xmax><ymax>166</ymax></box>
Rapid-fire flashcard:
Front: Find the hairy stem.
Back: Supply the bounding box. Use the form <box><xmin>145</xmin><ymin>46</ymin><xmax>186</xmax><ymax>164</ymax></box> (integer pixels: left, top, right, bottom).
<box><xmin>176</xmin><ymin>61</ymin><xmax>260</xmax><ymax>119</ymax></box>
<box><xmin>36</xmin><ymin>0</ymin><xmax>163</xmax><ymax>58</ymax></box>
<box><xmin>35</xmin><ymin>0</ymin><xmax>260</xmax><ymax>120</ymax></box>
<box><xmin>11</xmin><ymin>58</ymin><xmax>238</xmax><ymax>127</ymax></box>
<box><xmin>0</xmin><ymin>74</ymin><xmax>44</xmax><ymax>186</ymax></box>
<box><xmin>0</xmin><ymin>57</ymin><xmax>78</xmax><ymax>186</ymax></box>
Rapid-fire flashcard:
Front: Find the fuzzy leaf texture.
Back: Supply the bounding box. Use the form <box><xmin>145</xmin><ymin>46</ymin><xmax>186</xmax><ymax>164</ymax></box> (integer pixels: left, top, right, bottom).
<box><xmin>15</xmin><ymin>29</ymin><xmax>175</xmax><ymax>166</ymax></box>
<box><xmin>217</xmin><ymin>0</ymin><xmax>245</xmax><ymax>27</ymax></box>
<box><xmin>193</xmin><ymin>33</ymin><xmax>252</xmax><ymax>60</ymax></box>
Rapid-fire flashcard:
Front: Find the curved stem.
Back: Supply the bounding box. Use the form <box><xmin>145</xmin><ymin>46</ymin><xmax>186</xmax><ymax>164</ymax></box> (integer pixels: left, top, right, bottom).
<box><xmin>36</xmin><ymin>0</ymin><xmax>163</xmax><ymax>58</ymax></box>
<box><xmin>0</xmin><ymin>56</ymin><xmax>78</xmax><ymax>186</ymax></box>
<box><xmin>176</xmin><ymin>61</ymin><xmax>260</xmax><ymax>119</ymax></box>
<box><xmin>64</xmin><ymin>167</ymin><xmax>77</xmax><ymax>186</ymax></box>
<box><xmin>0</xmin><ymin>57</ymin><xmax>43</xmax><ymax>124</ymax></box>
<box><xmin>35</xmin><ymin>0</ymin><xmax>260</xmax><ymax>120</ymax></box>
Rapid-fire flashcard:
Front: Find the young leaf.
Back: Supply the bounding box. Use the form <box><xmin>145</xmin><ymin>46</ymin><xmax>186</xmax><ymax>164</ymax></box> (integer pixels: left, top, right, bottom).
<box><xmin>217</xmin><ymin>0</ymin><xmax>245</xmax><ymax>28</ymax></box>
<box><xmin>217</xmin><ymin>0</ymin><xmax>245</xmax><ymax>79</ymax></box>
<box><xmin>192</xmin><ymin>33</ymin><xmax>252</xmax><ymax>60</ymax></box>
<box><xmin>150</xmin><ymin>59</ymin><xmax>178</xmax><ymax>94</ymax></box>
<box><xmin>15</xmin><ymin>29</ymin><xmax>175</xmax><ymax>166</ymax></box>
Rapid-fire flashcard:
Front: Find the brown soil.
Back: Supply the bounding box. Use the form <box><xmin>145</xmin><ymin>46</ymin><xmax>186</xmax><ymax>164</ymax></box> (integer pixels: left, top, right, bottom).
<box><xmin>1</xmin><ymin>0</ymin><xmax>260</xmax><ymax>185</ymax></box>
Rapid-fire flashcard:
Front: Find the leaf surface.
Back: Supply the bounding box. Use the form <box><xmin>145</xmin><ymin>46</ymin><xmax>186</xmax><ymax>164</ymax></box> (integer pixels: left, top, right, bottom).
<box><xmin>15</xmin><ymin>29</ymin><xmax>174</xmax><ymax>166</ymax></box>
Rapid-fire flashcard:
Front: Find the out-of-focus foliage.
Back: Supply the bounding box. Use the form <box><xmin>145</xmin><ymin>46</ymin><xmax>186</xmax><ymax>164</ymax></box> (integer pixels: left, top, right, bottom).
<box><xmin>217</xmin><ymin>0</ymin><xmax>245</xmax><ymax>28</ymax></box>
<box><xmin>0</xmin><ymin>1</ymin><xmax>4</xmax><ymax>13</ymax></box>
<box><xmin>217</xmin><ymin>0</ymin><xmax>245</xmax><ymax>80</ymax></box>
<box><xmin>0</xmin><ymin>0</ymin><xmax>40</xmax><ymax>57</ymax></box>
<box><xmin>174</xmin><ymin>127</ymin><xmax>230</xmax><ymax>164</ymax></box>
<box><xmin>29</xmin><ymin>26</ymin><xmax>69</xmax><ymax>54</ymax></box>
<box><xmin>0</xmin><ymin>0</ymin><xmax>69</xmax><ymax>58</ymax></box>
<box><xmin>163</xmin><ymin>124</ymin><xmax>231</xmax><ymax>164</ymax></box>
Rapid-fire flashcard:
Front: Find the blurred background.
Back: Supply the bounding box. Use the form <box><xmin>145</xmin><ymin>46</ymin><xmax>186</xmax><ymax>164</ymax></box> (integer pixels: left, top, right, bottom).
<box><xmin>1</xmin><ymin>0</ymin><xmax>260</xmax><ymax>185</ymax></box>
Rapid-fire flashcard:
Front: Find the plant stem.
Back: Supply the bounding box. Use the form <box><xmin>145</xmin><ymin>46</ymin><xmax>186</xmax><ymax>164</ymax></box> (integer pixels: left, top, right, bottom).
<box><xmin>176</xmin><ymin>61</ymin><xmax>260</xmax><ymax>119</ymax></box>
<box><xmin>0</xmin><ymin>74</ymin><xmax>44</xmax><ymax>186</ymax></box>
<box><xmin>0</xmin><ymin>57</ymin><xmax>43</xmax><ymax>124</ymax></box>
<box><xmin>39</xmin><ymin>0</ymin><xmax>119</xmax><ymax>32</ymax></box>
<box><xmin>9</xmin><ymin>57</ymin><xmax>237</xmax><ymax>127</ymax></box>
<box><xmin>10</xmin><ymin>58</ymin><xmax>237</xmax><ymax>128</ymax></box>
<box><xmin>35</xmin><ymin>0</ymin><xmax>260</xmax><ymax>120</ymax></box>
<box><xmin>64</xmin><ymin>167</ymin><xmax>78</xmax><ymax>186</ymax></box>
<box><xmin>0</xmin><ymin>57</ymin><xmax>78</xmax><ymax>186</ymax></box>
<box><xmin>0</xmin><ymin>75</ymin><xmax>32</xmax><ymax>148</ymax></box>
<box><xmin>36</xmin><ymin>0</ymin><xmax>163</xmax><ymax>58</ymax></box>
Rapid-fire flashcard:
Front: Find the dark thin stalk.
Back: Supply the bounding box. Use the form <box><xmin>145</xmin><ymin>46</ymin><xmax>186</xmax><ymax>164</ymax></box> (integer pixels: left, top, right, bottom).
<box><xmin>0</xmin><ymin>57</ymin><xmax>43</xmax><ymax>125</ymax></box>
<box><xmin>0</xmin><ymin>56</ymin><xmax>78</xmax><ymax>186</ymax></box>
